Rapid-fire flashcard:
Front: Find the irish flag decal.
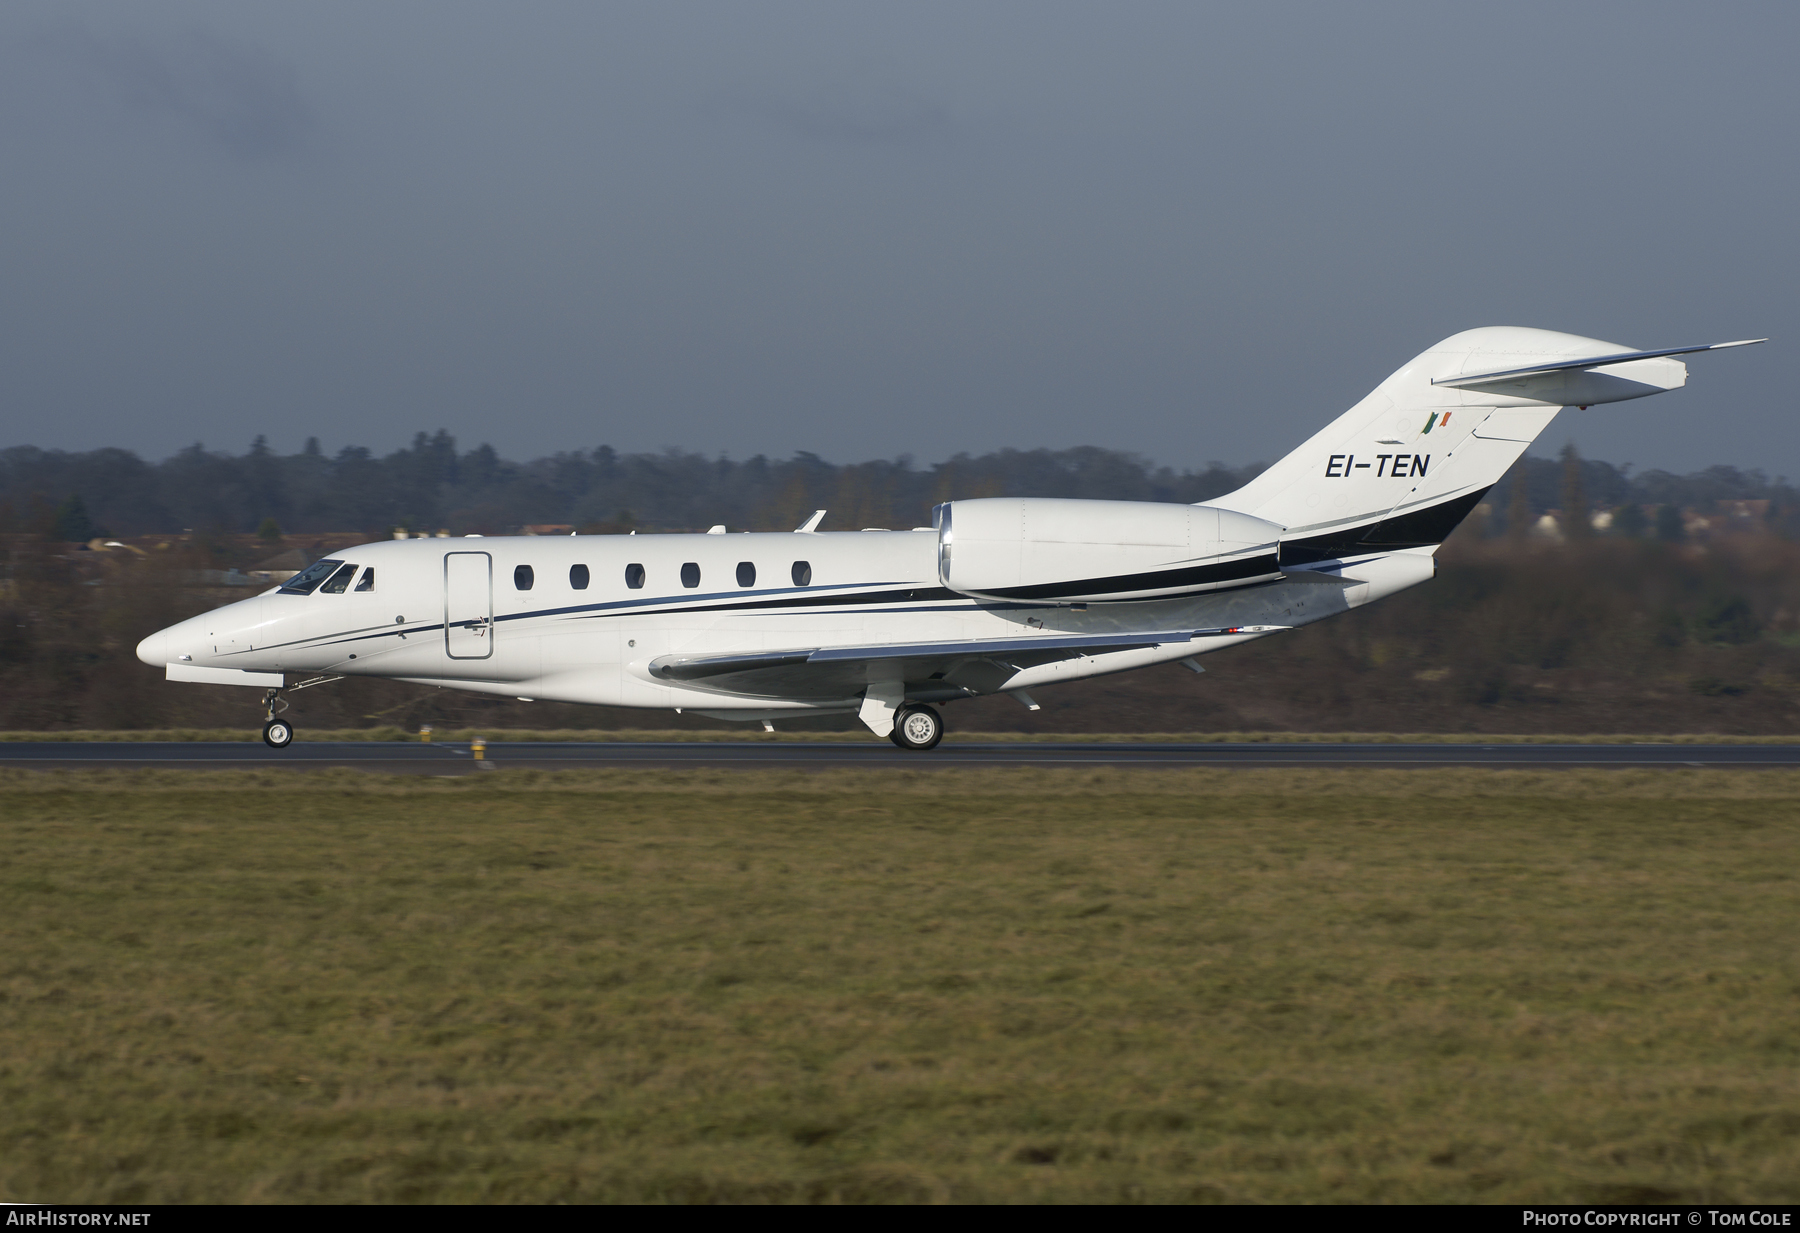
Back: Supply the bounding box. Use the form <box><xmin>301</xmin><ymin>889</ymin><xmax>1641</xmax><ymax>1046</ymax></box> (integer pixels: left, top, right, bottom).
<box><xmin>1422</xmin><ymin>411</ymin><xmax>1452</xmax><ymax>434</ymax></box>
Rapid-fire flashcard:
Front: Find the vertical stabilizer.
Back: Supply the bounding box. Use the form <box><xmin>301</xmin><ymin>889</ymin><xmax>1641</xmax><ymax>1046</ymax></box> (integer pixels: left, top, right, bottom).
<box><xmin>1207</xmin><ymin>326</ymin><xmax>1704</xmax><ymax>563</ymax></box>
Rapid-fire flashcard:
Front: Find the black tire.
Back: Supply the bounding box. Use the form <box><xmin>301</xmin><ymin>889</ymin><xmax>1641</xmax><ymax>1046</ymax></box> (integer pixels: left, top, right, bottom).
<box><xmin>891</xmin><ymin>705</ymin><xmax>943</xmax><ymax>751</ymax></box>
<box><xmin>263</xmin><ymin>718</ymin><xmax>294</xmax><ymax>749</ymax></box>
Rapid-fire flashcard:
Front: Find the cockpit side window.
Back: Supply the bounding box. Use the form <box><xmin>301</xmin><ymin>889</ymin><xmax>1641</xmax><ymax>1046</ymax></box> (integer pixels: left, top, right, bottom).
<box><xmin>279</xmin><ymin>559</ymin><xmax>344</xmax><ymax>595</ymax></box>
<box><xmin>320</xmin><ymin>563</ymin><xmax>359</xmax><ymax>594</ymax></box>
<box><xmin>354</xmin><ymin>568</ymin><xmax>375</xmax><ymax>592</ymax></box>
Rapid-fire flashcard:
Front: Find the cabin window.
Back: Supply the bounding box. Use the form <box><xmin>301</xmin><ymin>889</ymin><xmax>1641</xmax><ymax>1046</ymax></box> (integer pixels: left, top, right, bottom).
<box><xmin>320</xmin><ymin>563</ymin><xmax>359</xmax><ymax>594</ymax></box>
<box><xmin>791</xmin><ymin>560</ymin><xmax>812</xmax><ymax>586</ymax></box>
<box><xmin>680</xmin><ymin>562</ymin><xmax>701</xmax><ymax>589</ymax></box>
<box><xmin>515</xmin><ymin>564</ymin><xmax>534</xmax><ymax>591</ymax></box>
<box><xmin>625</xmin><ymin>563</ymin><xmax>645</xmax><ymax>589</ymax></box>
<box><xmin>570</xmin><ymin>564</ymin><xmax>590</xmax><ymax>590</ymax></box>
<box><xmin>736</xmin><ymin>561</ymin><xmax>756</xmax><ymax>587</ymax></box>
<box><xmin>279</xmin><ymin>559</ymin><xmax>343</xmax><ymax>595</ymax></box>
<box><xmin>354</xmin><ymin>568</ymin><xmax>375</xmax><ymax>592</ymax></box>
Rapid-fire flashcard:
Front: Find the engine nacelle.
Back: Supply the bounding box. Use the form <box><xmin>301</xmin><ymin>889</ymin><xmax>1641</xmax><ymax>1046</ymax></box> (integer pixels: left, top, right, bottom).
<box><xmin>934</xmin><ymin>498</ymin><xmax>1283</xmax><ymax>603</ymax></box>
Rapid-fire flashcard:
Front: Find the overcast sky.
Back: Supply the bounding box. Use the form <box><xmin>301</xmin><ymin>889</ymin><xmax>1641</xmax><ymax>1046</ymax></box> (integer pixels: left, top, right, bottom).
<box><xmin>0</xmin><ymin>1</ymin><xmax>1792</xmax><ymax>475</ymax></box>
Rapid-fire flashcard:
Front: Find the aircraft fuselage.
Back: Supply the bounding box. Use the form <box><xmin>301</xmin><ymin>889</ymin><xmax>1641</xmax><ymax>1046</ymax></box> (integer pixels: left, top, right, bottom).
<box><xmin>135</xmin><ymin>527</ymin><xmax>1427</xmax><ymax>719</ymax></box>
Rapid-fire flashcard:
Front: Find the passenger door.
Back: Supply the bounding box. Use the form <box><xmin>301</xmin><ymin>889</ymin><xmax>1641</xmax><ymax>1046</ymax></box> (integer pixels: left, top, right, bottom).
<box><xmin>444</xmin><ymin>552</ymin><xmax>493</xmax><ymax>660</ymax></box>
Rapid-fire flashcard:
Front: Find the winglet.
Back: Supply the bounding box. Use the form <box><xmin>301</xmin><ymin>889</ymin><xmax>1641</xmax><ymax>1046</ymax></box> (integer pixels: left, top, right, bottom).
<box><xmin>795</xmin><ymin>510</ymin><xmax>827</xmax><ymax>533</ymax></box>
<box><xmin>1433</xmin><ymin>338</ymin><xmax>1767</xmax><ymax>388</ymax></box>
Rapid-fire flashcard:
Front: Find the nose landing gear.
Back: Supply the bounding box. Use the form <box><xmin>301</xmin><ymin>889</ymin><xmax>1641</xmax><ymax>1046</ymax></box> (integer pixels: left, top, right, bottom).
<box><xmin>257</xmin><ymin>674</ymin><xmax>343</xmax><ymax>750</ymax></box>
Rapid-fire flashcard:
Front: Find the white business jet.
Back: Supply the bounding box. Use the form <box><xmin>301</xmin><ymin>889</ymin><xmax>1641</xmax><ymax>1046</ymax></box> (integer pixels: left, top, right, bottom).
<box><xmin>137</xmin><ymin>326</ymin><xmax>1762</xmax><ymax>750</ymax></box>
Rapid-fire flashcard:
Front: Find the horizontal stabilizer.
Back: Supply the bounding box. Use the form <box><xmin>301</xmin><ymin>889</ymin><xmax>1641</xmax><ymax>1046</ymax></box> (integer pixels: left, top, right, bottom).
<box><xmin>1432</xmin><ymin>339</ymin><xmax>1765</xmax><ymax>389</ymax></box>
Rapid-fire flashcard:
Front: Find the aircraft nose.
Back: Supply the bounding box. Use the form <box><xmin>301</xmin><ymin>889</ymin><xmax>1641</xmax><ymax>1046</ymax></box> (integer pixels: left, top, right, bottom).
<box><xmin>136</xmin><ymin>629</ymin><xmax>170</xmax><ymax>668</ymax></box>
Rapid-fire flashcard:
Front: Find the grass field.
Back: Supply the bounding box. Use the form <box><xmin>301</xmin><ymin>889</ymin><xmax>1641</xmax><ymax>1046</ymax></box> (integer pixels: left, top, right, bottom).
<box><xmin>3</xmin><ymin>766</ymin><xmax>1798</xmax><ymax>1203</ymax></box>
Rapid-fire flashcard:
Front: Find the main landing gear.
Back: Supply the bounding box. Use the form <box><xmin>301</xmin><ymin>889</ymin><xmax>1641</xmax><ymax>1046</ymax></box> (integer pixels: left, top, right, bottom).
<box><xmin>890</xmin><ymin>704</ymin><xmax>944</xmax><ymax>751</ymax></box>
<box><xmin>258</xmin><ymin>674</ymin><xmax>343</xmax><ymax>750</ymax></box>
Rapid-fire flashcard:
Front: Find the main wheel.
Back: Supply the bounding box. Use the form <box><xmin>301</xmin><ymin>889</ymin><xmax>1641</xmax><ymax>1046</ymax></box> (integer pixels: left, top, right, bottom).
<box><xmin>263</xmin><ymin>718</ymin><xmax>294</xmax><ymax>749</ymax></box>
<box><xmin>891</xmin><ymin>705</ymin><xmax>943</xmax><ymax>751</ymax></box>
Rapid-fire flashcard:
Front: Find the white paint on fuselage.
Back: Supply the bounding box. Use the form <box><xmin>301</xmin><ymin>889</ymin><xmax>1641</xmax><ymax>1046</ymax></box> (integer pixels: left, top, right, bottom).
<box><xmin>139</xmin><ymin>529</ymin><xmax>1428</xmax><ymax>717</ymax></box>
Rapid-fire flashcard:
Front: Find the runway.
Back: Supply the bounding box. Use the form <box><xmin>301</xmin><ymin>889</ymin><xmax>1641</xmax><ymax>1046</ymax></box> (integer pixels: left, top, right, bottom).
<box><xmin>2</xmin><ymin>739</ymin><xmax>1797</xmax><ymax>772</ymax></box>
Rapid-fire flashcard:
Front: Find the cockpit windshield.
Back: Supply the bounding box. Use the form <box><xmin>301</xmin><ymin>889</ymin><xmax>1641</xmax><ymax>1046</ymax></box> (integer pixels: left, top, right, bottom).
<box><xmin>279</xmin><ymin>559</ymin><xmax>345</xmax><ymax>595</ymax></box>
<box><xmin>319</xmin><ymin>563</ymin><xmax>360</xmax><ymax>594</ymax></box>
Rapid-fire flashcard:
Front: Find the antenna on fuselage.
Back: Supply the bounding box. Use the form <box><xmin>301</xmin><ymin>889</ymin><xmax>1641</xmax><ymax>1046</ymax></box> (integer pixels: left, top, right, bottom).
<box><xmin>795</xmin><ymin>510</ymin><xmax>827</xmax><ymax>533</ymax></box>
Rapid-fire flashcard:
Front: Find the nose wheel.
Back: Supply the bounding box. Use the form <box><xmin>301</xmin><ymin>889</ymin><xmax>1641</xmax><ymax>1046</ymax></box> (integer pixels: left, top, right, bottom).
<box><xmin>889</xmin><ymin>705</ymin><xmax>944</xmax><ymax>750</ymax></box>
<box><xmin>256</xmin><ymin>675</ymin><xmax>341</xmax><ymax>752</ymax></box>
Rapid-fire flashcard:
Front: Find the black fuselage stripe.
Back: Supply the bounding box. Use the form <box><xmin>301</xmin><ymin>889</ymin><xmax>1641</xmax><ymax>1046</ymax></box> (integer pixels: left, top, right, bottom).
<box><xmin>542</xmin><ymin>586</ymin><xmax>964</xmax><ymax>621</ymax></box>
<box><xmin>235</xmin><ymin>569</ymin><xmax>1300</xmax><ymax>660</ymax></box>
<box><xmin>972</xmin><ymin>553</ymin><xmax>1280</xmax><ymax>600</ymax></box>
<box><xmin>243</xmin><ymin>586</ymin><xmax>957</xmax><ymax>655</ymax></box>
<box><xmin>1278</xmin><ymin>487</ymin><xmax>1491</xmax><ymax>563</ymax></box>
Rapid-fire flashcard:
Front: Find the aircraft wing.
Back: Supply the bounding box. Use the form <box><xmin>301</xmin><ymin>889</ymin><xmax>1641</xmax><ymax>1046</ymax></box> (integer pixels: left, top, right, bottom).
<box><xmin>648</xmin><ymin>626</ymin><xmax>1285</xmax><ymax>700</ymax></box>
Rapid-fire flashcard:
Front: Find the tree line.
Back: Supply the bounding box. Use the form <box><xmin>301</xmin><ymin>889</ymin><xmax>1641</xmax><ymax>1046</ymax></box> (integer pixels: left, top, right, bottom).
<box><xmin>3</xmin><ymin>433</ymin><xmax>1795</xmax><ymax>542</ymax></box>
<box><xmin>3</xmin><ymin>530</ymin><xmax>1795</xmax><ymax>734</ymax></box>
<box><xmin>0</xmin><ymin>435</ymin><xmax>1258</xmax><ymax>541</ymax></box>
